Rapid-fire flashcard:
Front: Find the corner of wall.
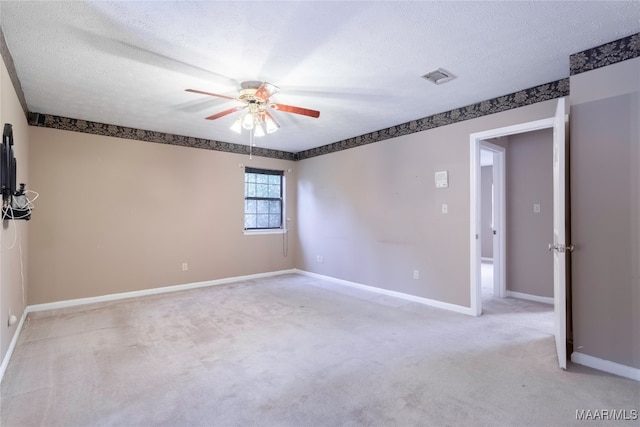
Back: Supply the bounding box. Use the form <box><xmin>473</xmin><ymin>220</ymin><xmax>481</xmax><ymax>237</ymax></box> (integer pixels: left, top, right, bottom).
<box><xmin>0</xmin><ymin>48</ymin><xmax>31</xmax><ymax>371</ymax></box>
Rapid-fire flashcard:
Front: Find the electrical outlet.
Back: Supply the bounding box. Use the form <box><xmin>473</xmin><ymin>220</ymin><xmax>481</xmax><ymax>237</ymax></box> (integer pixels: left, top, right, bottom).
<box><xmin>316</xmin><ymin>255</ymin><xmax>324</xmax><ymax>263</ymax></box>
<box><xmin>533</xmin><ymin>203</ymin><xmax>541</xmax><ymax>213</ymax></box>
<box><xmin>442</xmin><ymin>204</ymin><xmax>448</xmax><ymax>214</ymax></box>
<box><xmin>182</xmin><ymin>262</ymin><xmax>188</xmax><ymax>271</ymax></box>
<box><xmin>413</xmin><ymin>270</ymin><xmax>420</xmax><ymax>280</ymax></box>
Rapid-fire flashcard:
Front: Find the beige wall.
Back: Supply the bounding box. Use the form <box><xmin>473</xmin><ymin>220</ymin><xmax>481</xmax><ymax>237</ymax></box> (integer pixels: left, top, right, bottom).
<box><xmin>505</xmin><ymin>129</ymin><xmax>553</xmax><ymax>297</ymax></box>
<box><xmin>570</xmin><ymin>58</ymin><xmax>640</xmax><ymax>369</ymax></box>
<box><xmin>296</xmin><ymin>100</ymin><xmax>558</xmax><ymax>308</ymax></box>
<box><xmin>480</xmin><ymin>166</ymin><xmax>493</xmax><ymax>259</ymax></box>
<box><xmin>28</xmin><ymin>127</ymin><xmax>297</xmax><ymax>304</ymax></box>
<box><xmin>0</xmin><ymin>56</ymin><xmax>30</xmax><ymax>362</ymax></box>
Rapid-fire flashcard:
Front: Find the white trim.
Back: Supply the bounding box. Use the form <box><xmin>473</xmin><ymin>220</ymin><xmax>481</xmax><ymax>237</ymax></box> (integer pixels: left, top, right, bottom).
<box><xmin>470</xmin><ymin>117</ymin><xmax>555</xmax><ymax>317</ymax></box>
<box><xmin>571</xmin><ymin>352</ymin><xmax>640</xmax><ymax>381</ymax></box>
<box><xmin>28</xmin><ymin>269</ymin><xmax>297</xmax><ymax>313</ymax></box>
<box><xmin>0</xmin><ymin>310</ymin><xmax>27</xmax><ymax>384</ymax></box>
<box><xmin>296</xmin><ymin>269</ymin><xmax>474</xmax><ymax>316</ymax></box>
<box><xmin>470</xmin><ymin>134</ymin><xmax>482</xmax><ymax>316</ymax></box>
<box><xmin>480</xmin><ymin>257</ymin><xmax>493</xmax><ymax>263</ymax></box>
<box><xmin>243</xmin><ymin>229</ymin><xmax>287</xmax><ymax>236</ymax></box>
<box><xmin>471</xmin><ymin>118</ymin><xmax>555</xmax><ymax>141</ymax></box>
<box><xmin>505</xmin><ymin>290</ymin><xmax>554</xmax><ymax>305</ymax></box>
<box><xmin>480</xmin><ymin>141</ymin><xmax>506</xmax><ymax>299</ymax></box>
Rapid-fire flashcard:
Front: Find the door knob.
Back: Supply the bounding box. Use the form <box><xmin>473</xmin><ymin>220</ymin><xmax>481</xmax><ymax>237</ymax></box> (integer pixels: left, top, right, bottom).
<box><xmin>548</xmin><ymin>243</ymin><xmax>575</xmax><ymax>253</ymax></box>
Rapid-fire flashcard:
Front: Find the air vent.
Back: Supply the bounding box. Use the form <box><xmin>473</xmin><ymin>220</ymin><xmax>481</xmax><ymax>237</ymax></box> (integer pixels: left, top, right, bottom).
<box><xmin>422</xmin><ymin>68</ymin><xmax>456</xmax><ymax>85</ymax></box>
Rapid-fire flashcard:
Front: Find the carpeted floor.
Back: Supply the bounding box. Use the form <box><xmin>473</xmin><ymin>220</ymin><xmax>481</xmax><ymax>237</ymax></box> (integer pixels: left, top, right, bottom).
<box><xmin>1</xmin><ymin>273</ymin><xmax>638</xmax><ymax>426</ymax></box>
<box><xmin>480</xmin><ymin>261</ymin><xmax>554</xmax><ymax>336</ymax></box>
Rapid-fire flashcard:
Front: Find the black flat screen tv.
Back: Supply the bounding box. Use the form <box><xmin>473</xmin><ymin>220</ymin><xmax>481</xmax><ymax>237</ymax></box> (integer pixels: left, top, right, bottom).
<box><xmin>2</xmin><ymin>123</ymin><xmax>17</xmax><ymax>203</ymax></box>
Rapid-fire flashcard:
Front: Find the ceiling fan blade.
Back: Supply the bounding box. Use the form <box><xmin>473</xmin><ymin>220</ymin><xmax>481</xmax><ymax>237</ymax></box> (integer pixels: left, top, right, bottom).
<box><xmin>270</xmin><ymin>103</ymin><xmax>320</xmax><ymax>118</ymax></box>
<box><xmin>205</xmin><ymin>106</ymin><xmax>246</xmax><ymax>120</ymax></box>
<box><xmin>254</xmin><ymin>82</ymin><xmax>280</xmax><ymax>100</ymax></box>
<box><xmin>186</xmin><ymin>88</ymin><xmax>237</xmax><ymax>101</ymax></box>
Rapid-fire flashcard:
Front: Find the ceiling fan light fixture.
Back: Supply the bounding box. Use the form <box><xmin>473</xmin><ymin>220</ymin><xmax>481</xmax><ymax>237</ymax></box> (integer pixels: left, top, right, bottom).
<box><xmin>254</xmin><ymin>123</ymin><xmax>266</xmax><ymax>138</ymax></box>
<box><xmin>264</xmin><ymin>115</ymin><xmax>279</xmax><ymax>134</ymax></box>
<box><xmin>230</xmin><ymin>117</ymin><xmax>242</xmax><ymax>134</ymax></box>
<box><xmin>242</xmin><ymin>113</ymin><xmax>254</xmax><ymax>130</ymax></box>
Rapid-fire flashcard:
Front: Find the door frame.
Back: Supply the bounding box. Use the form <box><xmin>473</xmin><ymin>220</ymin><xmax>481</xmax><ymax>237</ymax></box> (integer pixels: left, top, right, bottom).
<box><xmin>479</xmin><ymin>141</ymin><xmax>505</xmax><ymax>298</ymax></box>
<box><xmin>469</xmin><ymin>117</ymin><xmax>554</xmax><ymax>316</ymax></box>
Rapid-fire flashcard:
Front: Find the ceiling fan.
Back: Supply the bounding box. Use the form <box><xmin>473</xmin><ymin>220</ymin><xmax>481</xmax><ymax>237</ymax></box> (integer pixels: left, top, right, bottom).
<box><xmin>185</xmin><ymin>81</ymin><xmax>320</xmax><ymax>136</ymax></box>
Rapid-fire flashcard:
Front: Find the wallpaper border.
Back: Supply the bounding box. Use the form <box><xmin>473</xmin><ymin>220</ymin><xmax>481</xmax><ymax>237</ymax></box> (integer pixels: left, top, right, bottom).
<box><xmin>27</xmin><ymin>113</ymin><xmax>296</xmax><ymax>161</ymax></box>
<box><xmin>5</xmin><ymin>32</ymin><xmax>637</xmax><ymax>161</ymax></box>
<box><xmin>28</xmin><ymin>78</ymin><xmax>568</xmax><ymax>162</ymax></box>
<box><xmin>294</xmin><ymin>78</ymin><xmax>569</xmax><ymax>160</ymax></box>
<box><xmin>570</xmin><ymin>33</ymin><xmax>640</xmax><ymax>76</ymax></box>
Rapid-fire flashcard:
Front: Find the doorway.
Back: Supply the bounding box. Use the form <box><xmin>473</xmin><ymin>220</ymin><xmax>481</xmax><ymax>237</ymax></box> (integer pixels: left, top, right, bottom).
<box><xmin>469</xmin><ymin>98</ymin><xmax>569</xmax><ymax>369</ymax></box>
<box><xmin>479</xmin><ymin>141</ymin><xmax>505</xmax><ymax>300</ymax></box>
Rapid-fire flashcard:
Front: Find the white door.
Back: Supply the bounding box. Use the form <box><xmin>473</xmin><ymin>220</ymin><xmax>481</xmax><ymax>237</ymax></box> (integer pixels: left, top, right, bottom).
<box><xmin>551</xmin><ymin>97</ymin><xmax>568</xmax><ymax>369</ymax></box>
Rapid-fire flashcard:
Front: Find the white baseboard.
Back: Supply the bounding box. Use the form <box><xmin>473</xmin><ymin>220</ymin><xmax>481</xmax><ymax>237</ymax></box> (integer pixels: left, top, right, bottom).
<box><xmin>571</xmin><ymin>352</ymin><xmax>640</xmax><ymax>381</ymax></box>
<box><xmin>28</xmin><ymin>269</ymin><xmax>297</xmax><ymax>313</ymax></box>
<box><xmin>296</xmin><ymin>269</ymin><xmax>474</xmax><ymax>316</ymax></box>
<box><xmin>0</xmin><ymin>309</ymin><xmax>27</xmax><ymax>384</ymax></box>
<box><xmin>506</xmin><ymin>290</ymin><xmax>554</xmax><ymax>305</ymax></box>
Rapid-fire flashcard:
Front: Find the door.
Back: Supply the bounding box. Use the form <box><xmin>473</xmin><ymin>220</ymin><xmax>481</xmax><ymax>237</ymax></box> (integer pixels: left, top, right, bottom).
<box><xmin>551</xmin><ymin>97</ymin><xmax>568</xmax><ymax>369</ymax></box>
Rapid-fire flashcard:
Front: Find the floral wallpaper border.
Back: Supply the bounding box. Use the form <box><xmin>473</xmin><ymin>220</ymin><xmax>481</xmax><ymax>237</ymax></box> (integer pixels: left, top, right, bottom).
<box><xmin>294</xmin><ymin>78</ymin><xmax>569</xmax><ymax>161</ymax></box>
<box><xmin>570</xmin><ymin>33</ymin><xmax>639</xmax><ymax>76</ymax></box>
<box><xmin>27</xmin><ymin>113</ymin><xmax>296</xmax><ymax>161</ymax></box>
<box><xmin>15</xmin><ymin>33</ymin><xmax>638</xmax><ymax>161</ymax></box>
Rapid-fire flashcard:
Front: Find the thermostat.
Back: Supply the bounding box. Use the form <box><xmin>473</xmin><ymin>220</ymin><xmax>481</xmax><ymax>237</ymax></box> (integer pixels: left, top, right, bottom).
<box><xmin>435</xmin><ymin>170</ymin><xmax>449</xmax><ymax>188</ymax></box>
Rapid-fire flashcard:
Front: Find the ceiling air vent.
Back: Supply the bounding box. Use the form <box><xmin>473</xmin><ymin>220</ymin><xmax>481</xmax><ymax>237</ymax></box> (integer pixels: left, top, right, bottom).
<box><xmin>422</xmin><ymin>68</ymin><xmax>456</xmax><ymax>85</ymax></box>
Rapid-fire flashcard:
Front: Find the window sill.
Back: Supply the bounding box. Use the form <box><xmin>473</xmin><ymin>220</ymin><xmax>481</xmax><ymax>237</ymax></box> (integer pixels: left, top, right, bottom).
<box><xmin>243</xmin><ymin>229</ymin><xmax>287</xmax><ymax>236</ymax></box>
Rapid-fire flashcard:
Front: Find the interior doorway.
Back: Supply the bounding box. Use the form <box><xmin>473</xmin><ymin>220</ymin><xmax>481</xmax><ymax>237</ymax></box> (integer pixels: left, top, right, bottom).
<box><xmin>479</xmin><ymin>142</ymin><xmax>505</xmax><ymax>299</ymax></box>
<box><xmin>479</xmin><ymin>136</ymin><xmax>554</xmax><ymax>338</ymax></box>
<box><xmin>469</xmin><ymin>98</ymin><xmax>569</xmax><ymax>369</ymax></box>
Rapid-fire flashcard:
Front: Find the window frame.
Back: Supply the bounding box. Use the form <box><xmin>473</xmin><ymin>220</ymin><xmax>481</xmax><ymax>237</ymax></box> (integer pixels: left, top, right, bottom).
<box><xmin>243</xmin><ymin>167</ymin><xmax>285</xmax><ymax>234</ymax></box>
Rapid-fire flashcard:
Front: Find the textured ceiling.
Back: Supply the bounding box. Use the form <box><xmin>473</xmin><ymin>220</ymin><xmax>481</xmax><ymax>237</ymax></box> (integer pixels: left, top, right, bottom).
<box><xmin>1</xmin><ymin>1</ymin><xmax>639</xmax><ymax>153</ymax></box>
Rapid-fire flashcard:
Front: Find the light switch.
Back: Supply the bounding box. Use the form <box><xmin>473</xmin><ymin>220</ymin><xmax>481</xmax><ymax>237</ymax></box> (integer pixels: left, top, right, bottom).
<box><xmin>435</xmin><ymin>171</ymin><xmax>449</xmax><ymax>188</ymax></box>
<box><xmin>533</xmin><ymin>203</ymin><xmax>541</xmax><ymax>213</ymax></box>
<box><xmin>442</xmin><ymin>204</ymin><xmax>448</xmax><ymax>214</ymax></box>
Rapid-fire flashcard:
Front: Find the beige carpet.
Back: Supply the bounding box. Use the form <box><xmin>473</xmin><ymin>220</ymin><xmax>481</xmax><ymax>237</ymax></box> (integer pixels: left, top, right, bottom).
<box><xmin>480</xmin><ymin>261</ymin><xmax>554</xmax><ymax>336</ymax></box>
<box><xmin>1</xmin><ymin>274</ymin><xmax>638</xmax><ymax>426</ymax></box>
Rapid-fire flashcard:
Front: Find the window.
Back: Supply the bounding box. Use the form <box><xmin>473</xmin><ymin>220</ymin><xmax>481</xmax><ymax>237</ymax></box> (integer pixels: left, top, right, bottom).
<box><xmin>244</xmin><ymin>167</ymin><xmax>283</xmax><ymax>231</ymax></box>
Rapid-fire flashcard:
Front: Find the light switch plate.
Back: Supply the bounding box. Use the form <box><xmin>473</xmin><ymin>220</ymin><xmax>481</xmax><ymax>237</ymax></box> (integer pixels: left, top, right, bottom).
<box><xmin>435</xmin><ymin>171</ymin><xmax>449</xmax><ymax>188</ymax></box>
<box><xmin>442</xmin><ymin>204</ymin><xmax>448</xmax><ymax>214</ymax></box>
<box><xmin>534</xmin><ymin>203</ymin><xmax>541</xmax><ymax>213</ymax></box>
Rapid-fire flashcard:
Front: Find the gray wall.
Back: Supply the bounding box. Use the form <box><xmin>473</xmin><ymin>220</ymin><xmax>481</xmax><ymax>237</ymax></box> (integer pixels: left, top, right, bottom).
<box><xmin>505</xmin><ymin>129</ymin><xmax>554</xmax><ymax>298</ymax></box>
<box><xmin>296</xmin><ymin>100</ymin><xmax>558</xmax><ymax>308</ymax></box>
<box><xmin>480</xmin><ymin>166</ymin><xmax>493</xmax><ymax>259</ymax></box>
<box><xmin>570</xmin><ymin>58</ymin><xmax>640</xmax><ymax>369</ymax></box>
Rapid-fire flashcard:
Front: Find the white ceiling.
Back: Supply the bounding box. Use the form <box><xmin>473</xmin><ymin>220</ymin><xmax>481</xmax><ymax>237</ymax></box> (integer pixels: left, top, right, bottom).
<box><xmin>1</xmin><ymin>1</ymin><xmax>638</xmax><ymax>154</ymax></box>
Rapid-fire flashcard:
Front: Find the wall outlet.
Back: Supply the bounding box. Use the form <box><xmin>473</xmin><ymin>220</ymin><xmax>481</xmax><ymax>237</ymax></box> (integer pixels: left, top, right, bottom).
<box><xmin>413</xmin><ymin>270</ymin><xmax>420</xmax><ymax>280</ymax></box>
<box><xmin>182</xmin><ymin>262</ymin><xmax>188</xmax><ymax>271</ymax></box>
<box><xmin>316</xmin><ymin>255</ymin><xmax>324</xmax><ymax>263</ymax></box>
<box><xmin>442</xmin><ymin>204</ymin><xmax>448</xmax><ymax>214</ymax></box>
<box><xmin>533</xmin><ymin>203</ymin><xmax>541</xmax><ymax>213</ymax></box>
